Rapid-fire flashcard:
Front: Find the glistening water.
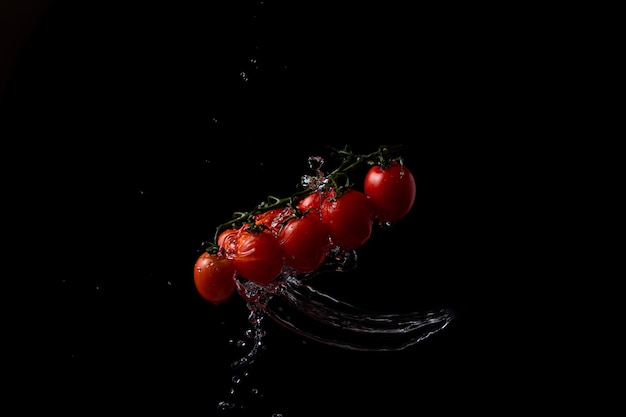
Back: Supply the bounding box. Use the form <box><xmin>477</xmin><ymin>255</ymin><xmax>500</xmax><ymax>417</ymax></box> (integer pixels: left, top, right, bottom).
<box><xmin>216</xmin><ymin>245</ymin><xmax>455</xmax><ymax>414</ymax></box>
<box><xmin>215</xmin><ymin>155</ymin><xmax>455</xmax><ymax>414</ymax></box>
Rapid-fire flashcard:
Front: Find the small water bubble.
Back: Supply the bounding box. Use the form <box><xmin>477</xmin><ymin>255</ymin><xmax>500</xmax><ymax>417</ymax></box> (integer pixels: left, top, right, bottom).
<box><xmin>245</xmin><ymin>329</ymin><xmax>254</xmax><ymax>339</ymax></box>
<box><xmin>232</xmin><ymin>375</ymin><xmax>242</xmax><ymax>385</ymax></box>
<box><xmin>236</xmin><ymin>340</ymin><xmax>247</xmax><ymax>348</ymax></box>
<box><xmin>240</xmin><ymin>71</ymin><xmax>249</xmax><ymax>83</ymax></box>
<box><xmin>228</xmin><ymin>388</ymin><xmax>236</xmax><ymax>395</ymax></box>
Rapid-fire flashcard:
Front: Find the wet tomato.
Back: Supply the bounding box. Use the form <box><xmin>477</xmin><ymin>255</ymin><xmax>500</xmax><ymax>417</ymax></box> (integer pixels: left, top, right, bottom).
<box><xmin>297</xmin><ymin>191</ymin><xmax>322</xmax><ymax>211</ymax></box>
<box><xmin>193</xmin><ymin>252</ymin><xmax>237</xmax><ymax>304</ymax></box>
<box><xmin>364</xmin><ymin>161</ymin><xmax>416</xmax><ymax>223</ymax></box>
<box><xmin>217</xmin><ymin>228</ymin><xmax>239</xmax><ymax>257</ymax></box>
<box><xmin>233</xmin><ymin>226</ymin><xmax>284</xmax><ymax>284</ymax></box>
<box><xmin>253</xmin><ymin>206</ymin><xmax>292</xmax><ymax>235</ymax></box>
<box><xmin>320</xmin><ymin>188</ymin><xmax>375</xmax><ymax>250</ymax></box>
<box><xmin>278</xmin><ymin>211</ymin><xmax>331</xmax><ymax>273</ymax></box>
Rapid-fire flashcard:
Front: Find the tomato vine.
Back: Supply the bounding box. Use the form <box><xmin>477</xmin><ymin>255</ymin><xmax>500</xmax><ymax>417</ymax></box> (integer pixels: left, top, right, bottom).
<box><xmin>201</xmin><ymin>144</ymin><xmax>406</xmax><ymax>254</ymax></box>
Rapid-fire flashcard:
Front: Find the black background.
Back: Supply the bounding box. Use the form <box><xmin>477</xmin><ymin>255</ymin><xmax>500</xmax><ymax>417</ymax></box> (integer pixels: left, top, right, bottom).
<box><xmin>2</xmin><ymin>1</ymin><xmax>530</xmax><ymax>415</ymax></box>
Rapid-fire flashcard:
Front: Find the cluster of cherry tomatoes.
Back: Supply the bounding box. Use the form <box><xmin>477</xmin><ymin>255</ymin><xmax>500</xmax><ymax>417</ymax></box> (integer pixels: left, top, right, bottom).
<box><xmin>194</xmin><ymin>151</ymin><xmax>417</xmax><ymax>305</ymax></box>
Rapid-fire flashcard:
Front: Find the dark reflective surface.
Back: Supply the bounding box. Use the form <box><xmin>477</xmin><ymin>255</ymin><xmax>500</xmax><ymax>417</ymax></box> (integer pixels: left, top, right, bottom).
<box><xmin>2</xmin><ymin>2</ymin><xmax>519</xmax><ymax>415</ymax></box>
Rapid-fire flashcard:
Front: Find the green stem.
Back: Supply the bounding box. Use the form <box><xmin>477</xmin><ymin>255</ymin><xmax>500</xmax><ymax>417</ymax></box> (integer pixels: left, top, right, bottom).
<box><xmin>205</xmin><ymin>144</ymin><xmax>404</xmax><ymax>251</ymax></box>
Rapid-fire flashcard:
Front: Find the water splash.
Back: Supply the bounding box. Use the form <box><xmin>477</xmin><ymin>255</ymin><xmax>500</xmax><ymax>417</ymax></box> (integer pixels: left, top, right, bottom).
<box><xmin>217</xmin><ymin>306</ymin><xmax>268</xmax><ymax>413</ymax></box>
<box><xmin>235</xmin><ymin>249</ymin><xmax>455</xmax><ymax>352</ymax></box>
<box><xmin>216</xmin><ymin>153</ymin><xmax>454</xmax><ymax>413</ymax></box>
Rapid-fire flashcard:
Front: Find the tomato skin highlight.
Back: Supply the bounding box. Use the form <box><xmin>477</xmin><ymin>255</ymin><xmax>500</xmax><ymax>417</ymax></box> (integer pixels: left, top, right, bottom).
<box><xmin>279</xmin><ymin>211</ymin><xmax>331</xmax><ymax>273</ymax></box>
<box><xmin>233</xmin><ymin>227</ymin><xmax>284</xmax><ymax>285</ymax></box>
<box><xmin>320</xmin><ymin>188</ymin><xmax>375</xmax><ymax>250</ymax></box>
<box><xmin>364</xmin><ymin>161</ymin><xmax>416</xmax><ymax>222</ymax></box>
<box><xmin>193</xmin><ymin>252</ymin><xmax>237</xmax><ymax>304</ymax></box>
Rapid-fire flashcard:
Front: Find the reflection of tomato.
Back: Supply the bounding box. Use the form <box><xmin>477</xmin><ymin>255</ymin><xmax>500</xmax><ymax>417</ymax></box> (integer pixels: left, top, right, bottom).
<box><xmin>279</xmin><ymin>211</ymin><xmax>331</xmax><ymax>273</ymax></box>
<box><xmin>234</xmin><ymin>226</ymin><xmax>284</xmax><ymax>284</ymax></box>
<box><xmin>364</xmin><ymin>161</ymin><xmax>416</xmax><ymax>222</ymax></box>
<box><xmin>193</xmin><ymin>252</ymin><xmax>236</xmax><ymax>304</ymax></box>
<box><xmin>320</xmin><ymin>189</ymin><xmax>375</xmax><ymax>250</ymax></box>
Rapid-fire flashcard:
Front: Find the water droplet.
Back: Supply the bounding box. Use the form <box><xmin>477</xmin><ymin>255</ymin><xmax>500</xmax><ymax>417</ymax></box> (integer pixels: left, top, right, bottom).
<box><xmin>217</xmin><ymin>401</ymin><xmax>235</xmax><ymax>411</ymax></box>
<box><xmin>307</xmin><ymin>155</ymin><xmax>324</xmax><ymax>171</ymax></box>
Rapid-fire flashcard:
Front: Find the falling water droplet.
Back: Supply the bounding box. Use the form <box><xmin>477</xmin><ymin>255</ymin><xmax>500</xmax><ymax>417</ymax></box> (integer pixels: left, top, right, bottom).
<box><xmin>217</xmin><ymin>401</ymin><xmax>235</xmax><ymax>411</ymax></box>
<box><xmin>307</xmin><ymin>155</ymin><xmax>324</xmax><ymax>171</ymax></box>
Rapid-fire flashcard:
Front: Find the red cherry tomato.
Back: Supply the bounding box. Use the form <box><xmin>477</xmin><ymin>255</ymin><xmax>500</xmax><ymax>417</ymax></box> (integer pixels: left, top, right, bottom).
<box><xmin>364</xmin><ymin>161</ymin><xmax>416</xmax><ymax>222</ymax></box>
<box><xmin>253</xmin><ymin>206</ymin><xmax>292</xmax><ymax>235</ymax></box>
<box><xmin>193</xmin><ymin>252</ymin><xmax>237</xmax><ymax>304</ymax></box>
<box><xmin>217</xmin><ymin>228</ymin><xmax>239</xmax><ymax>258</ymax></box>
<box><xmin>278</xmin><ymin>211</ymin><xmax>331</xmax><ymax>273</ymax></box>
<box><xmin>297</xmin><ymin>188</ymin><xmax>336</xmax><ymax>219</ymax></box>
<box><xmin>233</xmin><ymin>226</ymin><xmax>284</xmax><ymax>285</ymax></box>
<box><xmin>297</xmin><ymin>191</ymin><xmax>322</xmax><ymax>212</ymax></box>
<box><xmin>320</xmin><ymin>188</ymin><xmax>375</xmax><ymax>250</ymax></box>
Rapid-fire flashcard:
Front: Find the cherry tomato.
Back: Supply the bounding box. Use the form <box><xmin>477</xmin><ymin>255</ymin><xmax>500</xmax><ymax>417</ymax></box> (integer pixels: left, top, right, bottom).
<box><xmin>193</xmin><ymin>252</ymin><xmax>237</xmax><ymax>304</ymax></box>
<box><xmin>320</xmin><ymin>188</ymin><xmax>375</xmax><ymax>250</ymax></box>
<box><xmin>278</xmin><ymin>211</ymin><xmax>331</xmax><ymax>273</ymax></box>
<box><xmin>297</xmin><ymin>191</ymin><xmax>322</xmax><ymax>212</ymax></box>
<box><xmin>217</xmin><ymin>228</ymin><xmax>239</xmax><ymax>258</ymax></box>
<box><xmin>297</xmin><ymin>188</ymin><xmax>336</xmax><ymax>216</ymax></box>
<box><xmin>233</xmin><ymin>226</ymin><xmax>284</xmax><ymax>285</ymax></box>
<box><xmin>364</xmin><ymin>161</ymin><xmax>416</xmax><ymax>223</ymax></box>
<box><xmin>253</xmin><ymin>206</ymin><xmax>292</xmax><ymax>235</ymax></box>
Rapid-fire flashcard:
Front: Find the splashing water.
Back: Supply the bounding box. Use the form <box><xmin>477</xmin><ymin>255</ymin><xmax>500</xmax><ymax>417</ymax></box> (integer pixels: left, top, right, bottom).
<box><xmin>216</xmin><ymin>154</ymin><xmax>455</xmax><ymax>413</ymax></box>
<box><xmin>236</xmin><ymin>247</ymin><xmax>455</xmax><ymax>352</ymax></box>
